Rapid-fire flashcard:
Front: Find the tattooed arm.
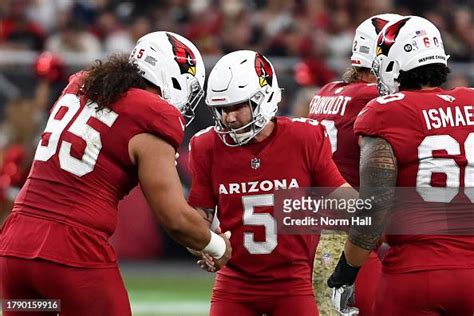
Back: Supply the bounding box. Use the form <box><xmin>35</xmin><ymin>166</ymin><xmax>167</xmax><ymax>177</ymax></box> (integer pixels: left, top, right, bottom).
<box><xmin>328</xmin><ymin>136</ymin><xmax>397</xmax><ymax>290</ymax></box>
<box><xmin>344</xmin><ymin>136</ymin><xmax>398</xmax><ymax>266</ymax></box>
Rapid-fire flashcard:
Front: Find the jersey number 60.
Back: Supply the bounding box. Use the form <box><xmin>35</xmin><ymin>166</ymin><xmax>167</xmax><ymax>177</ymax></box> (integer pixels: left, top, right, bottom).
<box><xmin>417</xmin><ymin>133</ymin><xmax>474</xmax><ymax>202</ymax></box>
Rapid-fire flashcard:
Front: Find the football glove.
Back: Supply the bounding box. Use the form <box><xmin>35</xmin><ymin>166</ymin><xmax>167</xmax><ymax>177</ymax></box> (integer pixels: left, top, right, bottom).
<box><xmin>331</xmin><ymin>285</ymin><xmax>359</xmax><ymax>315</ymax></box>
<box><xmin>327</xmin><ymin>251</ymin><xmax>360</xmax><ymax>288</ymax></box>
<box><xmin>327</xmin><ymin>252</ymin><xmax>361</xmax><ymax>315</ymax></box>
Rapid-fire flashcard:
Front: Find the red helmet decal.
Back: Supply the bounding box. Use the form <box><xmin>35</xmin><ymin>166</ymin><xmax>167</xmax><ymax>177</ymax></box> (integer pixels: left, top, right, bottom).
<box><xmin>254</xmin><ymin>52</ymin><xmax>273</xmax><ymax>87</ymax></box>
<box><xmin>371</xmin><ymin>17</ymin><xmax>390</xmax><ymax>34</ymax></box>
<box><xmin>167</xmin><ymin>33</ymin><xmax>197</xmax><ymax>76</ymax></box>
<box><xmin>376</xmin><ymin>17</ymin><xmax>411</xmax><ymax>56</ymax></box>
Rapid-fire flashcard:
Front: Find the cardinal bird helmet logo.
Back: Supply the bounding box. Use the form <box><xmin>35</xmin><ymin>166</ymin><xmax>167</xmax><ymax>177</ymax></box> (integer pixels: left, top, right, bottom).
<box><xmin>371</xmin><ymin>17</ymin><xmax>390</xmax><ymax>34</ymax></box>
<box><xmin>376</xmin><ymin>17</ymin><xmax>411</xmax><ymax>57</ymax></box>
<box><xmin>167</xmin><ymin>33</ymin><xmax>197</xmax><ymax>76</ymax></box>
<box><xmin>254</xmin><ymin>53</ymin><xmax>273</xmax><ymax>87</ymax></box>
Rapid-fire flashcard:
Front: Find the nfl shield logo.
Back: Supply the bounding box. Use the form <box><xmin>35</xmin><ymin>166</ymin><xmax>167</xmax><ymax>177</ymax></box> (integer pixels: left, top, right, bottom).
<box><xmin>322</xmin><ymin>253</ymin><xmax>333</xmax><ymax>266</ymax></box>
<box><xmin>251</xmin><ymin>157</ymin><xmax>261</xmax><ymax>170</ymax></box>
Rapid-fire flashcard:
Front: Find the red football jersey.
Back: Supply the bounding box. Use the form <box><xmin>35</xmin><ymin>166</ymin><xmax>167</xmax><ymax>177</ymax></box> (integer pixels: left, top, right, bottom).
<box><xmin>355</xmin><ymin>87</ymin><xmax>474</xmax><ymax>273</ymax></box>
<box><xmin>308</xmin><ymin>81</ymin><xmax>378</xmax><ymax>186</ymax></box>
<box><xmin>0</xmin><ymin>72</ymin><xmax>185</xmax><ymax>268</ymax></box>
<box><xmin>188</xmin><ymin>117</ymin><xmax>346</xmax><ymax>299</ymax></box>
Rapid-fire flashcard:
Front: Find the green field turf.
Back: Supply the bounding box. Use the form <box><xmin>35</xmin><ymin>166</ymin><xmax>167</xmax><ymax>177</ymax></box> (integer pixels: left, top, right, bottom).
<box><xmin>124</xmin><ymin>271</ymin><xmax>215</xmax><ymax>316</ymax></box>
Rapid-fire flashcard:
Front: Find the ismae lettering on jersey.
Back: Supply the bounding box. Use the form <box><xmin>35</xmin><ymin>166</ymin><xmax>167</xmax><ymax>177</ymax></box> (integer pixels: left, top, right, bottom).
<box><xmin>422</xmin><ymin>105</ymin><xmax>474</xmax><ymax>130</ymax></box>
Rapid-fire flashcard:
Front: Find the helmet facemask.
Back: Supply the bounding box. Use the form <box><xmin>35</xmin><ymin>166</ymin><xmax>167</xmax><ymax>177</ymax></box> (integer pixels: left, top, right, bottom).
<box><xmin>180</xmin><ymin>77</ymin><xmax>204</xmax><ymax>126</ymax></box>
<box><xmin>210</xmin><ymin>91</ymin><xmax>268</xmax><ymax>147</ymax></box>
<box><xmin>372</xmin><ymin>56</ymin><xmax>400</xmax><ymax>96</ymax></box>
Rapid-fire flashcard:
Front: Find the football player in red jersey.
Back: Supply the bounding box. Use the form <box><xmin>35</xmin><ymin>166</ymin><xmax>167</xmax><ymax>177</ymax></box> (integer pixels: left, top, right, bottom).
<box><xmin>308</xmin><ymin>13</ymin><xmax>402</xmax><ymax>316</ymax></box>
<box><xmin>188</xmin><ymin>50</ymin><xmax>352</xmax><ymax>316</ymax></box>
<box><xmin>0</xmin><ymin>31</ymin><xmax>231</xmax><ymax>316</ymax></box>
<box><xmin>328</xmin><ymin>16</ymin><xmax>474</xmax><ymax>315</ymax></box>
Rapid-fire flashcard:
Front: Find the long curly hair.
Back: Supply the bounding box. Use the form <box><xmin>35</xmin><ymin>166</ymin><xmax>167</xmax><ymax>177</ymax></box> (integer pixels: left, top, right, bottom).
<box><xmin>79</xmin><ymin>55</ymin><xmax>149</xmax><ymax>111</ymax></box>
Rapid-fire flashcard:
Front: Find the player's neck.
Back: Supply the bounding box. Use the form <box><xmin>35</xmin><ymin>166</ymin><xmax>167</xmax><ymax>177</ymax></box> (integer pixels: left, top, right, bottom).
<box><xmin>254</xmin><ymin>120</ymin><xmax>275</xmax><ymax>143</ymax></box>
<box><xmin>144</xmin><ymin>85</ymin><xmax>161</xmax><ymax>96</ymax></box>
<box><xmin>360</xmin><ymin>72</ymin><xmax>376</xmax><ymax>83</ymax></box>
<box><xmin>419</xmin><ymin>85</ymin><xmax>440</xmax><ymax>91</ymax></box>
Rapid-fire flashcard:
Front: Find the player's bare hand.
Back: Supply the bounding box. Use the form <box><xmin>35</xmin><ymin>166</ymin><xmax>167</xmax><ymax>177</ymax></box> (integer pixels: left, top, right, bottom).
<box><xmin>196</xmin><ymin>228</ymin><xmax>231</xmax><ymax>272</ymax></box>
<box><xmin>187</xmin><ymin>247</ymin><xmax>202</xmax><ymax>257</ymax></box>
<box><xmin>197</xmin><ymin>252</ymin><xmax>216</xmax><ymax>272</ymax></box>
<box><xmin>188</xmin><ymin>248</ymin><xmax>215</xmax><ymax>272</ymax></box>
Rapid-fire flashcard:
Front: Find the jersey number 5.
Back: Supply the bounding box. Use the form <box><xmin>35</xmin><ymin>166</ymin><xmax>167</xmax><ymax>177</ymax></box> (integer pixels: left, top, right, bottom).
<box><xmin>242</xmin><ymin>194</ymin><xmax>277</xmax><ymax>254</ymax></box>
<box><xmin>34</xmin><ymin>94</ymin><xmax>118</xmax><ymax>177</ymax></box>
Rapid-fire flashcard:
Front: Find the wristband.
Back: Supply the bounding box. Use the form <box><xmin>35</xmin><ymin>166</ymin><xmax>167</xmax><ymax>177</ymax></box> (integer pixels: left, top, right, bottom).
<box><xmin>327</xmin><ymin>251</ymin><xmax>361</xmax><ymax>288</ymax></box>
<box><xmin>202</xmin><ymin>231</ymin><xmax>226</xmax><ymax>259</ymax></box>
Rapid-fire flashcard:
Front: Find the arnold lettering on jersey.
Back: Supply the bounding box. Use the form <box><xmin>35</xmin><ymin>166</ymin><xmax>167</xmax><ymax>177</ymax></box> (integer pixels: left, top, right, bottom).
<box><xmin>309</xmin><ymin>95</ymin><xmax>351</xmax><ymax>116</ymax></box>
<box><xmin>219</xmin><ymin>178</ymin><xmax>300</xmax><ymax>195</ymax></box>
<box><xmin>422</xmin><ymin>105</ymin><xmax>474</xmax><ymax>130</ymax></box>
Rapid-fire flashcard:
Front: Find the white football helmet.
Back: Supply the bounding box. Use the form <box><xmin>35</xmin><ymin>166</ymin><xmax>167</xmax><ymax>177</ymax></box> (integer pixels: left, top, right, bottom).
<box><xmin>206</xmin><ymin>50</ymin><xmax>281</xmax><ymax>147</ymax></box>
<box><xmin>351</xmin><ymin>13</ymin><xmax>403</xmax><ymax>68</ymax></box>
<box><xmin>130</xmin><ymin>31</ymin><xmax>205</xmax><ymax>125</ymax></box>
<box><xmin>372</xmin><ymin>16</ymin><xmax>449</xmax><ymax>95</ymax></box>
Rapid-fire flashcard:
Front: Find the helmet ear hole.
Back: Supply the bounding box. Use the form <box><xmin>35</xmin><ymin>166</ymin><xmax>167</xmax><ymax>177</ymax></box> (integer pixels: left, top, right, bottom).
<box><xmin>386</xmin><ymin>61</ymin><xmax>394</xmax><ymax>72</ymax></box>
<box><xmin>267</xmin><ymin>92</ymin><xmax>274</xmax><ymax>103</ymax></box>
<box><xmin>172</xmin><ymin>77</ymin><xmax>181</xmax><ymax>90</ymax></box>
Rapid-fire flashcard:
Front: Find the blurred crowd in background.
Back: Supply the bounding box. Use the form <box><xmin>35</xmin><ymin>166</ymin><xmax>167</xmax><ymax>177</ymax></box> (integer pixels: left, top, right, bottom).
<box><xmin>0</xmin><ymin>0</ymin><xmax>473</xmax><ymax>259</ymax></box>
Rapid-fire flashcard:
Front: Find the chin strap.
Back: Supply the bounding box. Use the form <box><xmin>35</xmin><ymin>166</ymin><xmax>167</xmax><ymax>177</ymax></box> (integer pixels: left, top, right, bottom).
<box><xmin>229</xmin><ymin>129</ymin><xmax>255</xmax><ymax>145</ymax></box>
<box><xmin>229</xmin><ymin>115</ymin><xmax>271</xmax><ymax>145</ymax></box>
